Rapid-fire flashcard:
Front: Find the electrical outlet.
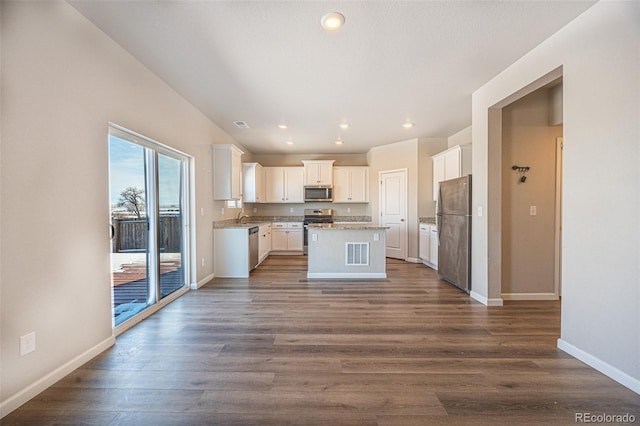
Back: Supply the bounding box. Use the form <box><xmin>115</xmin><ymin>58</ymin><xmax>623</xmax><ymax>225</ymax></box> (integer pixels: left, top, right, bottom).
<box><xmin>20</xmin><ymin>332</ymin><xmax>36</xmax><ymax>356</ymax></box>
<box><xmin>477</xmin><ymin>207</ymin><xmax>483</xmax><ymax>217</ymax></box>
<box><xmin>312</xmin><ymin>233</ymin><xmax>318</xmax><ymax>242</ymax></box>
<box><xmin>220</xmin><ymin>207</ymin><xmax>224</xmax><ymax>215</ymax></box>
<box><xmin>200</xmin><ymin>207</ymin><xmax>205</xmax><ymax>216</ymax></box>
<box><xmin>253</xmin><ymin>207</ymin><xmax>257</xmax><ymax>213</ymax></box>
<box><xmin>530</xmin><ymin>206</ymin><xmax>537</xmax><ymax>216</ymax></box>
<box><xmin>374</xmin><ymin>233</ymin><xmax>379</xmax><ymax>241</ymax></box>
<box><xmin>201</xmin><ymin>258</ymin><xmax>205</xmax><ymax>267</ymax></box>
<box><xmin>347</xmin><ymin>207</ymin><xmax>351</xmax><ymax>213</ymax></box>
<box><xmin>289</xmin><ymin>207</ymin><xmax>294</xmax><ymax>213</ymax></box>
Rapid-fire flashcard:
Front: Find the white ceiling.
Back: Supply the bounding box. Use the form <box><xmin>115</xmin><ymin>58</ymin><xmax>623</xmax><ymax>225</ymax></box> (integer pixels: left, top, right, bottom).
<box><xmin>70</xmin><ymin>1</ymin><xmax>595</xmax><ymax>154</ymax></box>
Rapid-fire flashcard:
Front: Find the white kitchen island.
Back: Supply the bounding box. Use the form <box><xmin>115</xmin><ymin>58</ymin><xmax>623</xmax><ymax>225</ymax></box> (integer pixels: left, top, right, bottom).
<box><xmin>306</xmin><ymin>224</ymin><xmax>389</xmax><ymax>279</ymax></box>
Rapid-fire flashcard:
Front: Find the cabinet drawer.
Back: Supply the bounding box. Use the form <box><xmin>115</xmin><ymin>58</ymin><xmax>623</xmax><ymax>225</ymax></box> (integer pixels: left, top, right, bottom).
<box><xmin>288</xmin><ymin>223</ymin><xmax>302</xmax><ymax>229</ymax></box>
<box><xmin>272</xmin><ymin>223</ymin><xmax>288</xmax><ymax>229</ymax></box>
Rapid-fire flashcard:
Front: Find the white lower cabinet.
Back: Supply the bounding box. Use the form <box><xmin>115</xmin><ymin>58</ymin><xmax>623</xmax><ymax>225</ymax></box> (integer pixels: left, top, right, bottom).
<box><xmin>419</xmin><ymin>223</ymin><xmax>438</xmax><ymax>269</ymax></box>
<box><xmin>271</xmin><ymin>222</ymin><xmax>303</xmax><ymax>252</ymax></box>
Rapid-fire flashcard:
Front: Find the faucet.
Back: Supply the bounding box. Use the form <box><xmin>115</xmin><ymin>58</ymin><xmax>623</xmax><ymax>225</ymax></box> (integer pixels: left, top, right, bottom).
<box><xmin>236</xmin><ymin>211</ymin><xmax>249</xmax><ymax>223</ymax></box>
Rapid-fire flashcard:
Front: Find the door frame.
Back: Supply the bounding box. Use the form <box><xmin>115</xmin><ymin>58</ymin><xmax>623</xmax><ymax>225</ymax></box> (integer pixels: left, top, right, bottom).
<box><xmin>109</xmin><ymin>123</ymin><xmax>194</xmax><ymax>335</ymax></box>
<box><xmin>379</xmin><ymin>168</ymin><xmax>408</xmax><ymax>261</ymax></box>
<box><xmin>554</xmin><ymin>137</ymin><xmax>563</xmax><ymax>298</ymax></box>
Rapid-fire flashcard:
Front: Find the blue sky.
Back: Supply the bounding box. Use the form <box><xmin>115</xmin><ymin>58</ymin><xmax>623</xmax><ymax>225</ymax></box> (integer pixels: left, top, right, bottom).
<box><xmin>109</xmin><ymin>135</ymin><xmax>182</xmax><ymax>207</ymax></box>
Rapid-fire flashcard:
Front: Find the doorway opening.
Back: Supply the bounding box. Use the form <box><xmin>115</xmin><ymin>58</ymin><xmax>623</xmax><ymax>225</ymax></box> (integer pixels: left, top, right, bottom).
<box><xmin>108</xmin><ymin>125</ymin><xmax>192</xmax><ymax>328</ymax></box>
<box><xmin>500</xmin><ymin>81</ymin><xmax>563</xmax><ymax>300</ymax></box>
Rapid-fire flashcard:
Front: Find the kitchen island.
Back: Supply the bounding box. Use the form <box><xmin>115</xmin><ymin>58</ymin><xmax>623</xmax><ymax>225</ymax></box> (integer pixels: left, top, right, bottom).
<box><xmin>306</xmin><ymin>224</ymin><xmax>389</xmax><ymax>279</ymax></box>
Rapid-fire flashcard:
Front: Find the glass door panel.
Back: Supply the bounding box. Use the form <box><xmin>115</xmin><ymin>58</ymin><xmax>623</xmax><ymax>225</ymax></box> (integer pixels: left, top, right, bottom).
<box><xmin>157</xmin><ymin>153</ymin><xmax>185</xmax><ymax>299</ymax></box>
<box><xmin>108</xmin><ymin>135</ymin><xmax>151</xmax><ymax>326</ymax></box>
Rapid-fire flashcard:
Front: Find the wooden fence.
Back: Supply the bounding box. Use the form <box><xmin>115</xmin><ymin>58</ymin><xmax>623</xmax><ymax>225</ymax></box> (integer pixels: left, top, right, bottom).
<box><xmin>112</xmin><ymin>215</ymin><xmax>181</xmax><ymax>253</ymax></box>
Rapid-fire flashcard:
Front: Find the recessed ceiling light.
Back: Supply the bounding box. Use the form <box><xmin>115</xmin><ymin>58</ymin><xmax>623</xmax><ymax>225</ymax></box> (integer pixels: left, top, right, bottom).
<box><xmin>278</xmin><ymin>124</ymin><xmax>288</xmax><ymax>129</ymax></box>
<box><xmin>286</xmin><ymin>140</ymin><xmax>294</xmax><ymax>145</ymax></box>
<box><xmin>321</xmin><ymin>12</ymin><xmax>345</xmax><ymax>31</ymax></box>
<box><xmin>335</xmin><ymin>139</ymin><xmax>344</xmax><ymax>145</ymax></box>
<box><xmin>402</xmin><ymin>121</ymin><xmax>415</xmax><ymax>129</ymax></box>
<box><xmin>339</xmin><ymin>122</ymin><xmax>350</xmax><ymax>129</ymax></box>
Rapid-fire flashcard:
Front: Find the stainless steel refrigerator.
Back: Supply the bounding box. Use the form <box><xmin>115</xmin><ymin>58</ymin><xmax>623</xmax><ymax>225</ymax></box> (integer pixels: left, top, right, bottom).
<box><xmin>436</xmin><ymin>175</ymin><xmax>471</xmax><ymax>293</ymax></box>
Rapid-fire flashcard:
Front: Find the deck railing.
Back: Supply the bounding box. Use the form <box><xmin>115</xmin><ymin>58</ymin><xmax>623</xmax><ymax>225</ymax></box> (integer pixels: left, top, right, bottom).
<box><xmin>112</xmin><ymin>215</ymin><xmax>181</xmax><ymax>253</ymax></box>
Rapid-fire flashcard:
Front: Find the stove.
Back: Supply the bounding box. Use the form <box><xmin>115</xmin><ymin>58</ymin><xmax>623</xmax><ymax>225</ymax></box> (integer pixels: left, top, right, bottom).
<box><xmin>303</xmin><ymin>209</ymin><xmax>334</xmax><ymax>253</ymax></box>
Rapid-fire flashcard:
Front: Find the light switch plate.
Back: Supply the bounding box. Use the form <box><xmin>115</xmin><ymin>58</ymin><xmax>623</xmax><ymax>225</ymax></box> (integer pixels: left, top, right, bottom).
<box><xmin>20</xmin><ymin>332</ymin><xmax>36</xmax><ymax>356</ymax></box>
<box><xmin>530</xmin><ymin>206</ymin><xmax>537</xmax><ymax>216</ymax></box>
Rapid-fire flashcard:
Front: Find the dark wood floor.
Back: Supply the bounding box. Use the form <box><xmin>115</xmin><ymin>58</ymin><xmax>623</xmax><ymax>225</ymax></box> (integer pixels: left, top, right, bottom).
<box><xmin>4</xmin><ymin>256</ymin><xmax>639</xmax><ymax>425</ymax></box>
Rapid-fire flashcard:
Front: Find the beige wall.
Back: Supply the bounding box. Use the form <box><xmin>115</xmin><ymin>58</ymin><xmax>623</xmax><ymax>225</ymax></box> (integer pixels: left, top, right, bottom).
<box><xmin>472</xmin><ymin>1</ymin><xmax>639</xmax><ymax>390</ymax></box>
<box><xmin>251</xmin><ymin>153</ymin><xmax>367</xmax><ymax>167</ymax></box>
<box><xmin>0</xmin><ymin>1</ymin><xmax>243</xmax><ymax>413</ymax></box>
<box><xmin>501</xmin><ymin>89</ymin><xmax>562</xmax><ymax>297</ymax></box>
<box><xmin>248</xmin><ymin>202</ymin><xmax>369</xmax><ymax>218</ymax></box>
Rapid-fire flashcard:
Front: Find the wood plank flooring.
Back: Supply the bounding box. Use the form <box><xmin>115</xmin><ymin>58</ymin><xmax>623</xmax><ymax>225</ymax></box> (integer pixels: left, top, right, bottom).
<box><xmin>3</xmin><ymin>256</ymin><xmax>639</xmax><ymax>425</ymax></box>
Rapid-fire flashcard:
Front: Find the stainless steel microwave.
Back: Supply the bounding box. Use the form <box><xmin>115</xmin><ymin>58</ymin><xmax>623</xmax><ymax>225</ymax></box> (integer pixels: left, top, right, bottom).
<box><xmin>304</xmin><ymin>186</ymin><xmax>333</xmax><ymax>202</ymax></box>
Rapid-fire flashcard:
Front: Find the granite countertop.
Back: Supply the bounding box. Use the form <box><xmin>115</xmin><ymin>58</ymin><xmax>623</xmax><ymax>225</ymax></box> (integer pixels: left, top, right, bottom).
<box><xmin>213</xmin><ymin>219</ymin><xmax>271</xmax><ymax>229</ymax></box>
<box><xmin>419</xmin><ymin>217</ymin><xmax>436</xmax><ymax>225</ymax></box>
<box><xmin>308</xmin><ymin>223</ymin><xmax>389</xmax><ymax>230</ymax></box>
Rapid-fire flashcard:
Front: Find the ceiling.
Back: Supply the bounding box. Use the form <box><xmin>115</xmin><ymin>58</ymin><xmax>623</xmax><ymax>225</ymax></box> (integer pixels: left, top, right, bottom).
<box><xmin>70</xmin><ymin>1</ymin><xmax>595</xmax><ymax>155</ymax></box>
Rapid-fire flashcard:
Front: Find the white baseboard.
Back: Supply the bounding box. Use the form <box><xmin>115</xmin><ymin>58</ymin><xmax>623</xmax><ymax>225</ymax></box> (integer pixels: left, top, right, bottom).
<box><xmin>470</xmin><ymin>291</ymin><xmax>503</xmax><ymax>306</ymax></box>
<box><xmin>406</xmin><ymin>257</ymin><xmax>420</xmax><ymax>263</ymax></box>
<box><xmin>557</xmin><ymin>339</ymin><xmax>640</xmax><ymax>395</ymax></box>
<box><xmin>192</xmin><ymin>272</ymin><xmax>215</xmax><ymax>289</ymax></box>
<box><xmin>0</xmin><ymin>336</ymin><xmax>115</xmax><ymax>418</ymax></box>
<box><xmin>502</xmin><ymin>292</ymin><xmax>558</xmax><ymax>301</ymax></box>
<box><xmin>307</xmin><ymin>272</ymin><xmax>387</xmax><ymax>279</ymax></box>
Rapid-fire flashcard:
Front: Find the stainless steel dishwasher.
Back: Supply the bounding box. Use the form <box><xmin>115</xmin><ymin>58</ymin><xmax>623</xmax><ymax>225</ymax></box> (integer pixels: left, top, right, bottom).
<box><xmin>248</xmin><ymin>226</ymin><xmax>259</xmax><ymax>271</ymax></box>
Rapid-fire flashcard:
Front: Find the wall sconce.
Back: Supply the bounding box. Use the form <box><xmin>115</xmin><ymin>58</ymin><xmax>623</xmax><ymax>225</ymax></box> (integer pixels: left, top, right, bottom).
<box><xmin>512</xmin><ymin>165</ymin><xmax>530</xmax><ymax>183</ymax></box>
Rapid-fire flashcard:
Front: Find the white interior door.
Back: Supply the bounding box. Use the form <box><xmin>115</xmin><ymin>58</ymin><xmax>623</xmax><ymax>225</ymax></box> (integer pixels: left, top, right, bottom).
<box><xmin>380</xmin><ymin>169</ymin><xmax>407</xmax><ymax>260</ymax></box>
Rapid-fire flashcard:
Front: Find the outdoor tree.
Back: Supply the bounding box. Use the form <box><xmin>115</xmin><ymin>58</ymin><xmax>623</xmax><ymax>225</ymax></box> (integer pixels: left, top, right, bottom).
<box><xmin>118</xmin><ymin>186</ymin><xmax>145</xmax><ymax>218</ymax></box>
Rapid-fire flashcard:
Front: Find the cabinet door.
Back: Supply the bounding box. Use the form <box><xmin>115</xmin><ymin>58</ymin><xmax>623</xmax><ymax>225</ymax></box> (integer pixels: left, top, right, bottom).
<box><xmin>231</xmin><ymin>148</ymin><xmax>243</xmax><ymax>199</ymax></box>
<box><xmin>304</xmin><ymin>164</ymin><xmax>319</xmax><ymax>186</ymax></box>
<box><xmin>271</xmin><ymin>228</ymin><xmax>288</xmax><ymax>250</ymax></box>
<box><xmin>444</xmin><ymin>148</ymin><xmax>460</xmax><ymax>180</ymax></box>
<box><xmin>419</xmin><ymin>226</ymin><xmax>430</xmax><ymax>261</ymax></box>
<box><xmin>254</xmin><ymin>163</ymin><xmax>265</xmax><ymax>203</ymax></box>
<box><xmin>265</xmin><ymin>167</ymin><xmax>285</xmax><ymax>202</ymax></box>
<box><xmin>433</xmin><ymin>155</ymin><xmax>445</xmax><ymax>201</ymax></box>
<box><xmin>429</xmin><ymin>226</ymin><xmax>438</xmax><ymax>268</ymax></box>
<box><xmin>317</xmin><ymin>162</ymin><xmax>333</xmax><ymax>185</ymax></box>
<box><xmin>287</xmin><ymin>229</ymin><xmax>303</xmax><ymax>251</ymax></box>
<box><xmin>285</xmin><ymin>167</ymin><xmax>304</xmax><ymax>203</ymax></box>
<box><xmin>332</xmin><ymin>168</ymin><xmax>351</xmax><ymax>202</ymax></box>
<box><xmin>349</xmin><ymin>167</ymin><xmax>369</xmax><ymax>202</ymax></box>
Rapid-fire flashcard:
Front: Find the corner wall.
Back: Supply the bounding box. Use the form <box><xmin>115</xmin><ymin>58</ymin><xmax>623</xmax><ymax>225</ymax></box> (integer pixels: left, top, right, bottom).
<box><xmin>472</xmin><ymin>1</ymin><xmax>639</xmax><ymax>392</ymax></box>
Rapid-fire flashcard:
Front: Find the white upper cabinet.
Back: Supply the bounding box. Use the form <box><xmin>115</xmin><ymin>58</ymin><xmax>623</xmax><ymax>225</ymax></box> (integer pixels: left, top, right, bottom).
<box><xmin>242</xmin><ymin>162</ymin><xmax>265</xmax><ymax>203</ymax></box>
<box><xmin>432</xmin><ymin>144</ymin><xmax>471</xmax><ymax>201</ymax></box>
<box><xmin>265</xmin><ymin>167</ymin><xmax>304</xmax><ymax>203</ymax></box>
<box><xmin>213</xmin><ymin>144</ymin><xmax>244</xmax><ymax>200</ymax></box>
<box><xmin>333</xmin><ymin>166</ymin><xmax>369</xmax><ymax>203</ymax></box>
<box><xmin>302</xmin><ymin>160</ymin><xmax>334</xmax><ymax>186</ymax></box>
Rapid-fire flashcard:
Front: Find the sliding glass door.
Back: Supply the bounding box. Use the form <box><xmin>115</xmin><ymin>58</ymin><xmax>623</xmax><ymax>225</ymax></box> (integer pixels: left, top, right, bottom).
<box><xmin>108</xmin><ymin>126</ymin><xmax>190</xmax><ymax>327</ymax></box>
